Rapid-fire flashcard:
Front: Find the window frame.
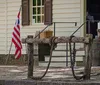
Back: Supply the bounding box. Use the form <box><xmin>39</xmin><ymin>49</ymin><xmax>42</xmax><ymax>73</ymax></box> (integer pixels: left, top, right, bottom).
<box><xmin>30</xmin><ymin>0</ymin><xmax>44</xmax><ymax>25</ymax></box>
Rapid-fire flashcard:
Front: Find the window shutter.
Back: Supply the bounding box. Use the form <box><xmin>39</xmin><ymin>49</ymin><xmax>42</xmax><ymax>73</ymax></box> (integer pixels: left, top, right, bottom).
<box><xmin>22</xmin><ymin>0</ymin><xmax>30</xmax><ymax>26</ymax></box>
<box><xmin>44</xmin><ymin>0</ymin><xmax>52</xmax><ymax>25</ymax></box>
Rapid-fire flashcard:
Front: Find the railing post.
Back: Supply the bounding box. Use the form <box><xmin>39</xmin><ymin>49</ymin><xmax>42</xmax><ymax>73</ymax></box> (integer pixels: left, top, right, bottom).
<box><xmin>88</xmin><ymin>20</ymin><xmax>91</xmax><ymax>34</ymax></box>
<box><xmin>27</xmin><ymin>35</ymin><xmax>34</xmax><ymax>78</ymax></box>
<box><xmin>66</xmin><ymin>43</ymin><xmax>68</xmax><ymax>66</ymax></box>
<box><xmin>84</xmin><ymin>34</ymin><xmax>92</xmax><ymax>80</ymax></box>
<box><xmin>54</xmin><ymin>22</ymin><xmax>56</xmax><ymax>37</ymax></box>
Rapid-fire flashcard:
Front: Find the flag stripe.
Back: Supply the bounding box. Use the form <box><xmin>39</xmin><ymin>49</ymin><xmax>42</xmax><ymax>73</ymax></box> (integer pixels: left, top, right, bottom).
<box><xmin>12</xmin><ymin>10</ymin><xmax>22</xmax><ymax>59</ymax></box>
<box><xmin>13</xmin><ymin>28</ymin><xmax>20</xmax><ymax>39</ymax></box>
<box><xmin>12</xmin><ymin>33</ymin><xmax>21</xmax><ymax>48</ymax></box>
<box><xmin>13</xmin><ymin>31</ymin><xmax>20</xmax><ymax>40</ymax></box>
<box><xmin>14</xmin><ymin>27</ymin><xmax>20</xmax><ymax>36</ymax></box>
<box><xmin>12</xmin><ymin>38</ymin><xmax>21</xmax><ymax>49</ymax></box>
<box><xmin>15</xmin><ymin>49</ymin><xmax>21</xmax><ymax>59</ymax></box>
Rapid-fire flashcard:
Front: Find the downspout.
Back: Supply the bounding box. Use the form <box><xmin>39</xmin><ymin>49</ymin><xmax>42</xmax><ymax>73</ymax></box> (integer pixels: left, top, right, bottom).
<box><xmin>84</xmin><ymin>0</ymin><xmax>87</xmax><ymax>36</ymax></box>
<box><xmin>79</xmin><ymin>0</ymin><xmax>86</xmax><ymax>48</ymax></box>
<box><xmin>80</xmin><ymin>0</ymin><xmax>86</xmax><ymax>37</ymax></box>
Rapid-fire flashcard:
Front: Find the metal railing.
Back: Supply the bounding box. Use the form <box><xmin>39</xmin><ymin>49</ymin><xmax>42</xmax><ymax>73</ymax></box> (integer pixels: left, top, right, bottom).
<box><xmin>53</xmin><ymin>22</ymin><xmax>77</xmax><ymax>36</ymax></box>
<box><xmin>53</xmin><ymin>22</ymin><xmax>77</xmax><ymax>66</ymax></box>
<box><xmin>52</xmin><ymin>20</ymin><xmax>100</xmax><ymax>66</ymax></box>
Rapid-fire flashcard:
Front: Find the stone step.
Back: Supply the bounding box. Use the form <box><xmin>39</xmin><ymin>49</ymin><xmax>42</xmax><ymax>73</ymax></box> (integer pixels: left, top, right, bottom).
<box><xmin>52</xmin><ymin>50</ymin><xmax>85</xmax><ymax>56</ymax></box>
<box><xmin>39</xmin><ymin>61</ymin><xmax>67</xmax><ymax>67</ymax></box>
<box><xmin>45</xmin><ymin>56</ymin><xmax>84</xmax><ymax>62</ymax></box>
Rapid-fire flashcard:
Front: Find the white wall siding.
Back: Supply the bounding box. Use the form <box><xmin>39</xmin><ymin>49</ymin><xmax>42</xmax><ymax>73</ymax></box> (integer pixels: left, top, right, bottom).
<box><xmin>52</xmin><ymin>0</ymin><xmax>84</xmax><ymax>49</ymax></box>
<box><xmin>22</xmin><ymin>0</ymin><xmax>84</xmax><ymax>54</ymax></box>
<box><xmin>0</xmin><ymin>0</ymin><xmax>6</xmax><ymax>54</ymax></box>
<box><xmin>0</xmin><ymin>0</ymin><xmax>84</xmax><ymax>55</ymax></box>
<box><xmin>6</xmin><ymin>0</ymin><xmax>21</xmax><ymax>54</ymax></box>
<box><xmin>8</xmin><ymin>0</ymin><xmax>84</xmax><ymax>54</ymax></box>
<box><xmin>53</xmin><ymin>0</ymin><xmax>82</xmax><ymax>29</ymax></box>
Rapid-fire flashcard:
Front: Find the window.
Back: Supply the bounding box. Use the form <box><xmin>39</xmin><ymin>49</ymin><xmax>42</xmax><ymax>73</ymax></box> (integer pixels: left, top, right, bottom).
<box><xmin>22</xmin><ymin>0</ymin><xmax>52</xmax><ymax>26</ymax></box>
<box><xmin>32</xmin><ymin>0</ymin><xmax>44</xmax><ymax>23</ymax></box>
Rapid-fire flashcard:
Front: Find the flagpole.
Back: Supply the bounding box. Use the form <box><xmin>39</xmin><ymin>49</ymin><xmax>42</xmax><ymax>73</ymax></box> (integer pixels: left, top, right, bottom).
<box><xmin>5</xmin><ymin>5</ymin><xmax>22</xmax><ymax>64</ymax></box>
<box><xmin>5</xmin><ymin>42</ymin><xmax>12</xmax><ymax>65</ymax></box>
<box><xmin>19</xmin><ymin>5</ymin><xmax>22</xmax><ymax>11</ymax></box>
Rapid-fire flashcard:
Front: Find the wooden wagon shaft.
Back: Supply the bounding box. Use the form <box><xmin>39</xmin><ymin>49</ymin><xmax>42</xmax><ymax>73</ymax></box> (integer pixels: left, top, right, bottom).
<box><xmin>22</xmin><ymin>36</ymin><xmax>91</xmax><ymax>44</ymax></box>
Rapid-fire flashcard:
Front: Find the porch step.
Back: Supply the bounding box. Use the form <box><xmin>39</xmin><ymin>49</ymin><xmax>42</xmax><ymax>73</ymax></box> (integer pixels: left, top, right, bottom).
<box><xmin>52</xmin><ymin>50</ymin><xmax>85</xmax><ymax>56</ymax></box>
<box><xmin>45</xmin><ymin>56</ymin><xmax>84</xmax><ymax>62</ymax></box>
<box><xmin>38</xmin><ymin>43</ymin><xmax>85</xmax><ymax>67</ymax></box>
<box><xmin>39</xmin><ymin>61</ymin><xmax>67</xmax><ymax>67</ymax></box>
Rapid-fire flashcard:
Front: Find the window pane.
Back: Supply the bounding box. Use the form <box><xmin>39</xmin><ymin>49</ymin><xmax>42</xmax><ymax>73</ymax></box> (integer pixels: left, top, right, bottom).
<box><xmin>33</xmin><ymin>0</ymin><xmax>36</xmax><ymax>6</ymax></box>
<box><xmin>42</xmin><ymin>0</ymin><xmax>44</xmax><ymax>5</ymax></box>
<box><xmin>37</xmin><ymin>7</ymin><xmax>41</xmax><ymax>14</ymax></box>
<box><xmin>33</xmin><ymin>8</ymin><xmax>36</xmax><ymax>14</ymax></box>
<box><xmin>37</xmin><ymin>16</ymin><xmax>41</xmax><ymax>23</ymax></box>
<box><xmin>37</xmin><ymin>0</ymin><xmax>41</xmax><ymax>6</ymax></box>
<box><xmin>33</xmin><ymin>16</ymin><xmax>36</xmax><ymax>23</ymax></box>
<box><xmin>42</xmin><ymin>7</ymin><xmax>44</xmax><ymax>14</ymax></box>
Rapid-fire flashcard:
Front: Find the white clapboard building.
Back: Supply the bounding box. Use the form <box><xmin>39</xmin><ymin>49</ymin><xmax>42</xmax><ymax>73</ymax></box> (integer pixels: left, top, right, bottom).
<box><xmin>0</xmin><ymin>0</ymin><xmax>99</xmax><ymax>67</ymax></box>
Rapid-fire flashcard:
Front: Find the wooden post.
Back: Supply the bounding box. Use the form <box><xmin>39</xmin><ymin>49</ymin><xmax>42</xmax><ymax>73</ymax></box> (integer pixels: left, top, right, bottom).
<box><xmin>92</xmin><ymin>29</ymin><xmax>100</xmax><ymax>66</ymax></box>
<box><xmin>34</xmin><ymin>31</ymin><xmax>39</xmax><ymax>67</ymax></box>
<box><xmin>27</xmin><ymin>35</ymin><xmax>34</xmax><ymax>78</ymax></box>
<box><xmin>97</xmin><ymin>29</ymin><xmax>100</xmax><ymax>37</ymax></box>
<box><xmin>84</xmin><ymin>34</ymin><xmax>92</xmax><ymax>80</ymax></box>
<box><xmin>92</xmin><ymin>38</ymin><xmax>100</xmax><ymax>66</ymax></box>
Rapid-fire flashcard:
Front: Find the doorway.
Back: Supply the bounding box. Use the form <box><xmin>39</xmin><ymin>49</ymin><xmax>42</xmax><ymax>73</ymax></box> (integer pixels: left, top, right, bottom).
<box><xmin>86</xmin><ymin>0</ymin><xmax>100</xmax><ymax>38</ymax></box>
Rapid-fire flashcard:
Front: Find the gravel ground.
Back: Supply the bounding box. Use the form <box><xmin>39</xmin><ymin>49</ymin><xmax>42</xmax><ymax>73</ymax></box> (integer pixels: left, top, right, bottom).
<box><xmin>0</xmin><ymin>65</ymin><xmax>100</xmax><ymax>82</ymax></box>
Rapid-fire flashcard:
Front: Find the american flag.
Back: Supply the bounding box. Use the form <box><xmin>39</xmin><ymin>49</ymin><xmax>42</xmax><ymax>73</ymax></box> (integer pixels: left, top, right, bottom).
<box><xmin>12</xmin><ymin>11</ymin><xmax>22</xmax><ymax>59</ymax></box>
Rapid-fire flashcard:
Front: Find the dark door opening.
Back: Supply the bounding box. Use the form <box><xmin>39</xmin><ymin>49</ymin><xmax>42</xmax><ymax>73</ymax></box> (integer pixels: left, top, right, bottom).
<box><xmin>86</xmin><ymin>0</ymin><xmax>100</xmax><ymax>38</ymax></box>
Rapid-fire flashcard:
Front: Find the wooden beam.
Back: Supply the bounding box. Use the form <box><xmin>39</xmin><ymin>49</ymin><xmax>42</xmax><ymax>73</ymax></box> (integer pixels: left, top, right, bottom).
<box><xmin>22</xmin><ymin>36</ymin><xmax>91</xmax><ymax>44</ymax></box>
